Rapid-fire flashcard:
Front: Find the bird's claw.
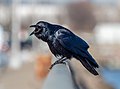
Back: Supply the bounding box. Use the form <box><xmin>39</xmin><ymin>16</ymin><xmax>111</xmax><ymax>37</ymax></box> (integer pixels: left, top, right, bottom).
<box><xmin>49</xmin><ymin>61</ymin><xmax>58</xmax><ymax>69</ymax></box>
<box><xmin>49</xmin><ymin>61</ymin><xmax>66</xmax><ymax>69</ymax></box>
<box><xmin>49</xmin><ymin>63</ymin><xmax>55</xmax><ymax>69</ymax></box>
<box><xmin>59</xmin><ymin>61</ymin><xmax>66</xmax><ymax>65</ymax></box>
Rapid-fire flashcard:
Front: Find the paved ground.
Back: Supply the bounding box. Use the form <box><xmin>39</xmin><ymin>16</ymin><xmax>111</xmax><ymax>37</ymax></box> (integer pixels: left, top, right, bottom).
<box><xmin>0</xmin><ymin>62</ymin><xmax>43</xmax><ymax>89</ymax></box>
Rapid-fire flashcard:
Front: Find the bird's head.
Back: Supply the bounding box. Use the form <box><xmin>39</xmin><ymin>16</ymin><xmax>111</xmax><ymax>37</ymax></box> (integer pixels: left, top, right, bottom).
<box><xmin>29</xmin><ymin>21</ymin><xmax>51</xmax><ymax>41</ymax></box>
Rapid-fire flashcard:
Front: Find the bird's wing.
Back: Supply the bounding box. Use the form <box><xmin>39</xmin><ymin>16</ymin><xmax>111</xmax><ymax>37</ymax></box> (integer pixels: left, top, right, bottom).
<box><xmin>55</xmin><ymin>29</ymin><xmax>98</xmax><ymax>67</ymax></box>
<box><xmin>56</xmin><ymin>29</ymin><xmax>89</xmax><ymax>48</ymax></box>
<box><xmin>55</xmin><ymin>29</ymin><xmax>89</xmax><ymax>53</ymax></box>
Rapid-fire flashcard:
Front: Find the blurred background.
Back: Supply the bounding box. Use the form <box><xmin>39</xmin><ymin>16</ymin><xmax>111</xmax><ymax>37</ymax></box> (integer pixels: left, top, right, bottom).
<box><xmin>0</xmin><ymin>0</ymin><xmax>120</xmax><ymax>89</ymax></box>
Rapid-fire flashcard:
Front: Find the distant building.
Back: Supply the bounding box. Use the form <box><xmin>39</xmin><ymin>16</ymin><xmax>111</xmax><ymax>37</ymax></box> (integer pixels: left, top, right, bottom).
<box><xmin>94</xmin><ymin>23</ymin><xmax>120</xmax><ymax>44</ymax></box>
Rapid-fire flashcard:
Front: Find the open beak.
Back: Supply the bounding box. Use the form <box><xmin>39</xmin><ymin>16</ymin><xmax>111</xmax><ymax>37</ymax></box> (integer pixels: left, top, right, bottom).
<box><xmin>29</xmin><ymin>24</ymin><xmax>36</xmax><ymax>36</ymax></box>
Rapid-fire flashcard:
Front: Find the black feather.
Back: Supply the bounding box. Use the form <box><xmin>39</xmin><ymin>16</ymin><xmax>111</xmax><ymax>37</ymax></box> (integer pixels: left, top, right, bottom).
<box><xmin>30</xmin><ymin>21</ymin><xmax>99</xmax><ymax>75</ymax></box>
<box><xmin>74</xmin><ymin>55</ymin><xmax>99</xmax><ymax>75</ymax></box>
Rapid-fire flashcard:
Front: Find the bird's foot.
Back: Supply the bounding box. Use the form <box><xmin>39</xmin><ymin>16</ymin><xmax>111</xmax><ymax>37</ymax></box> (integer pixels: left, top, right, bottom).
<box><xmin>59</xmin><ymin>61</ymin><xmax>66</xmax><ymax>65</ymax></box>
<box><xmin>49</xmin><ymin>61</ymin><xmax>66</xmax><ymax>69</ymax></box>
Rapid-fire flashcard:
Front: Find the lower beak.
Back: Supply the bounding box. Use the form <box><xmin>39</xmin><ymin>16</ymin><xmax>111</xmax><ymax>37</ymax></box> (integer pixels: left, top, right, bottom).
<box><xmin>29</xmin><ymin>31</ymin><xmax>34</xmax><ymax>36</ymax></box>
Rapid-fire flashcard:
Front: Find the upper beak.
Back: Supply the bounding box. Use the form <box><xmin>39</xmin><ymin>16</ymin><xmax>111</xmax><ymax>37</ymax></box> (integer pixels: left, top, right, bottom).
<box><xmin>30</xmin><ymin>25</ymin><xmax>36</xmax><ymax>28</ymax></box>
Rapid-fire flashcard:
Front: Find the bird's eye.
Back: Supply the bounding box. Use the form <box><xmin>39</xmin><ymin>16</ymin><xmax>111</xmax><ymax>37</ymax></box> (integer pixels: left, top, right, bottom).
<box><xmin>35</xmin><ymin>25</ymin><xmax>46</xmax><ymax>34</ymax></box>
<box><xmin>35</xmin><ymin>28</ymin><xmax>40</xmax><ymax>33</ymax></box>
<box><xmin>35</xmin><ymin>26</ymin><xmax>42</xmax><ymax>33</ymax></box>
<box><xmin>39</xmin><ymin>28</ymin><xmax>43</xmax><ymax>33</ymax></box>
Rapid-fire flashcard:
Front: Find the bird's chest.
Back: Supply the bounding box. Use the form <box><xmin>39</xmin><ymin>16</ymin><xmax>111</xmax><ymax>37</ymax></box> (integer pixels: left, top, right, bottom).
<box><xmin>47</xmin><ymin>40</ymin><xmax>61</xmax><ymax>55</ymax></box>
<box><xmin>47</xmin><ymin>39</ymin><xmax>71</xmax><ymax>58</ymax></box>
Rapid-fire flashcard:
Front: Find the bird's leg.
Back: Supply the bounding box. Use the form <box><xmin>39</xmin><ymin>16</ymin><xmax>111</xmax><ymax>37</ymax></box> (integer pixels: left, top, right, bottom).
<box><xmin>49</xmin><ymin>60</ymin><xmax>59</xmax><ymax>69</ymax></box>
<box><xmin>57</xmin><ymin>57</ymin><xmax>67</xmax><ymax>64</ymax></box>
<box><xmin>49</xmin><ymin>59</ymin><xmax>62</xmax><ymax>69</ymax></box>
<box><xmin>49</xmin><ymin>57</ymin><xmax>67</xmax><ymax>69</ymax></box>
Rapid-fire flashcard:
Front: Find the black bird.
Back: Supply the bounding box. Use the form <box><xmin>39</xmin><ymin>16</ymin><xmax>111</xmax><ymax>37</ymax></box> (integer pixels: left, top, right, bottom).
<box><xmin>29</xmin><ymin>21</ymin><xmax>99</xmax><ymax>75</ymax></box>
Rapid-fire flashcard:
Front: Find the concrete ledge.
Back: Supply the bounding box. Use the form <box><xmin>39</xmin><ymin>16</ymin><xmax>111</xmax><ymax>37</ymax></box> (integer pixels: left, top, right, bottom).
<box><xmin>42</xmin><ymin>62</ymin><xmax>76</xmax><ymax>89</ymax></box>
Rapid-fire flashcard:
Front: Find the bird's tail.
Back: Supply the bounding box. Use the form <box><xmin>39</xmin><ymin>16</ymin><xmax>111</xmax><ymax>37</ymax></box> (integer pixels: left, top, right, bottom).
<box><xmin>75</xmin><ymin>56</ymin><xmax>99</xmax><ymax>75</ymax></box>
